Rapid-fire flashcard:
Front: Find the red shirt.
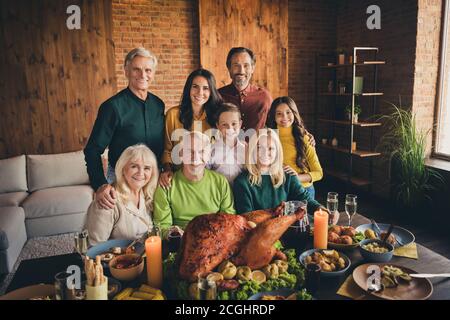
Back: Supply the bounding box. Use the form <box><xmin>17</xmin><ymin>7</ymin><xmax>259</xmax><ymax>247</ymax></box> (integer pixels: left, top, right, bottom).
<box><xmin>219</xmin><ymin>83</ymin><xmax>273</xmax><ymax>130</ymax></box>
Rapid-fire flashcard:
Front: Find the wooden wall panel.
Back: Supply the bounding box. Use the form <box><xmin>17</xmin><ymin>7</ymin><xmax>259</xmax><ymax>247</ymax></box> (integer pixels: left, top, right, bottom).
<box><xmin>199</xmin><ymin>0</ymin><xmax>288</xmax><ymax>99</ymax></box>
<box><xmin>0</xmin><ymin>0</ymin><xmax>116</xmax><ymax>158</ymax></box>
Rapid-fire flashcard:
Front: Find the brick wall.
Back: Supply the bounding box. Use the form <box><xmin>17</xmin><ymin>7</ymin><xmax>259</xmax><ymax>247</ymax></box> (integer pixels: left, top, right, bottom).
<box><xmin>288</xmin><ymin>0</ymin><xmax>337</xmax><ymax>130</ymax></box>
<box><xmin>413</xmin><ymin>0</ymin><xmax>443</xmax><ymax>156</ymax></box>
<box><xmin>112</xmin><ymin>0</ymin><xmax>200</xmax><ymax>109</ymax></box>
<box><xmin>334</xmin><ymin>0</ymin><xmax>420</xmax><ymax>198</ymax></box>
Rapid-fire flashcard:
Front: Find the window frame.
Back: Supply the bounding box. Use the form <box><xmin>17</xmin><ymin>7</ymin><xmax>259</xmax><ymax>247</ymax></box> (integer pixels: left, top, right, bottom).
<box><xmin>433</xmin><ymin>0</ymin><xmax>450</xmax><ymax>161</ymax></box>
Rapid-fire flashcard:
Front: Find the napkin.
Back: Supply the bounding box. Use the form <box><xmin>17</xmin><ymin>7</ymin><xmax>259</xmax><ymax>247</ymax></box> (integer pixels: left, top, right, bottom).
<box><xmin>393</xmin><ymin>242</ymin><xmax>418</xmax><ymax>259</ymax></box>
<box><xmin>336</xmin><ymin>275</ymin><xmax>377</xmax><ymax>300</ymax></box>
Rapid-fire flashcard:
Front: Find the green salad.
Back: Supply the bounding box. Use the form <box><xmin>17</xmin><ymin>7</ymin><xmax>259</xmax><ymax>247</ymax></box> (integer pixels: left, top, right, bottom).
<box><xmin>163</xmin><ymin>248</ymin><xmax>312</xmax><ymax>301</ymax></box>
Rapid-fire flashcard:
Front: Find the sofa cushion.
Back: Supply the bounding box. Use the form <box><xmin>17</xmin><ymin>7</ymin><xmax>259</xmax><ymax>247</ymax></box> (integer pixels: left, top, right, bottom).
<box><xmin>0</xmin><ymin>192</ymin><xmax>28</xmax><ymax>207</ymax></box>
<box><xmin>0</xmin><ymin>206</ymin><xmax>26</xmax><ymax>250</ymax></box>
<box><xmin>0</xmin><ymin>155</ymin><xmax>27</xmax><ymax>193</ymax></box>
<box><xmin>27</xmin><ymin>150</ymin><xmax>90</xmax><ymax>192</ymax></box>
<box><xmin>22</xmin><ymin>185</ymin><xmax>93</xmax><ymax>219</ymax></box>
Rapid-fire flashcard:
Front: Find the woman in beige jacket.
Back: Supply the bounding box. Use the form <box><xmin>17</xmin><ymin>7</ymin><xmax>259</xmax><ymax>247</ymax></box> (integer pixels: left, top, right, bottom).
<box><xmin>85</xmin><ymin>144</ymin><xmax>159</xmax><ymax>246</ymax></box>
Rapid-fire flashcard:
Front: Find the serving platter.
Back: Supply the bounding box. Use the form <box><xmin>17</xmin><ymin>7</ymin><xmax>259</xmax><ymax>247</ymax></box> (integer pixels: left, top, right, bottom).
<box><xmin>352</xmin><ymin>263</ymin><xmax>433</xmax><ymax>300</ymax></box>
<box><xmin>355</xmin><ymin>223</ymin><xmax>415</xmax><ymax>248</ymax></box>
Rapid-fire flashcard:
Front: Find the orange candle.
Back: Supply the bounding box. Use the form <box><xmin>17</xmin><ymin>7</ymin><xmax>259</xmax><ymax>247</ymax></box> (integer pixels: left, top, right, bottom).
<box><xmin>314</xmin><ymin>209</ymin><xmax>329</xmax><ymax>249</ymax></box>
<box><xmin>145</xmin><ymin>235</ymin><xmax>162</xmax><ymax>288</ymax></box>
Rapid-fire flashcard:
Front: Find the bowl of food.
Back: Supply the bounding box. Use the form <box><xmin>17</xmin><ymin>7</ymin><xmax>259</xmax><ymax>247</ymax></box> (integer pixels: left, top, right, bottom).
<box><xmin>299</xmin><ymin>249</ymin><xmax>351</xmax><ymax>277</ymax></box>
<box><xmin>109</xmin><ymin>254</ymin><xmax>144</xmax><ymax>281</ymax></box>
<box><xmin>327</xmin><ymin>225</ymin><xmax>365</xmax><ymax>250</ymax></box>
<box><xmin>358</xmin><ymin>239</ymin><xmax>394</xmax><ymax>263</ymax></box>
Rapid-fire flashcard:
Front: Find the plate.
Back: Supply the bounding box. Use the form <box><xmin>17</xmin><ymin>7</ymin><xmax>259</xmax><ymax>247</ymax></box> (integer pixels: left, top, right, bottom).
<box><xmin>86</xmin><ymin>239</ymin><xmax>144</xmax><ymax>267</ymax></box>
<box><xmin>355</xmin><ymin>223</ymin><xmax>415</xmax><ymax>248</ymax></box>
<box><xmin>353</xmin><ymin>263</ymin><xmax>433</xmax><ymax>300</ymax></box>
<box><xmin>298</xmin><ymin>249</ymin><xmax>351</xmax><ymax>277</ymax></box>
<box><xmin>248</xmin><ymin>289</ymin><xmax>296</xmax><ymax>300</ymax></box>
<box><xmin>328</xmin><ymin>241</ymin><xmax>360</xmax><ymax>251</ymax></box>
<box><xmin>0</xmin><ymin>284</ymin><xmax>55</xmax><ymax>300</ymax></box>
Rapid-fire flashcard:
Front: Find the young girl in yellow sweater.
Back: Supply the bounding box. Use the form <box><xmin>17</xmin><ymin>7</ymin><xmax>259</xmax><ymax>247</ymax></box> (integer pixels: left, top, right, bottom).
<box><xmin>266</xmin><ymin>96</ymin><xmax>323</xmax><ymax>199</ymax></box>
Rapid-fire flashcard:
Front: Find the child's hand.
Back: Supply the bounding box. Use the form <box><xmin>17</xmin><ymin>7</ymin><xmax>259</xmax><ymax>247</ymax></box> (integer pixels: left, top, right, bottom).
<box><xmin>305</xmin><ymin>130</ymin><xmax>316</xmax><ymax>148</ymax></box>
<box><xmin>283</xmin><ymin>165</ymin><xmax>298</xmax><ymax>176</ymax></box>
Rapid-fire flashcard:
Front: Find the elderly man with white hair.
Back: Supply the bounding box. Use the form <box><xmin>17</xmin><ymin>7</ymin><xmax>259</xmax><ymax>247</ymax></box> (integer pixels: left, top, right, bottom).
<box><xmin>153</xmin><ymin>131</ymin><xmax>236</xmax><ymax>235</ymax></box>
<box><xmin>84</xmin><ymin>47</ymin><xmax>165</xmax><ymax>210</ymax></box>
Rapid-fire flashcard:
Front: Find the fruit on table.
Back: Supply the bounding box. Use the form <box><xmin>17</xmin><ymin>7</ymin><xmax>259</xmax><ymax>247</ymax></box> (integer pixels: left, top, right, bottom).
<box><xmin>236</xmin><ymin>266</ymin><xmax>252</xmax><ymax>281</ymax></box>
<box><xmin>218</xmin><ymin>260</ymin><xmax>237</xmax><ymax>280</ymax></box>
<box><xmin>251</xmin><ymin>270</ymin><xmax>267</xmax><ymax>284</ymax></box>
<box><xmin>364</xmin><ymin>229</ymin><xmax>377</xmax><ymax>240</ymax></box>
<box><xmin>274</xmin><ymin>260</ymin><xmax>289</xmax><ymax>274</ymax></box>
<box><xmin>207</xmin><ymin>272</ymin><xmax>224</xmax><ymax>282</ymax></box>
<box><xmin>262</xmin><ymin>264</ymin><xmax>279</xmax><ymax>279</ymax></box>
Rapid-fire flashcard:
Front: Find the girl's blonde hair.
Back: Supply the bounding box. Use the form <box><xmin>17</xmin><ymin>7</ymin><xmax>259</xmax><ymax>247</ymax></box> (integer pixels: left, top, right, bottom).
<box><xmin>114</xmin><ymin>144</ymin><xmax>159</xmax><ymax>211</ymax></box>
<box><xmin>246</xmin><ymin>128</ymin><xmax>285</xmax><ymax>188</ymax></box>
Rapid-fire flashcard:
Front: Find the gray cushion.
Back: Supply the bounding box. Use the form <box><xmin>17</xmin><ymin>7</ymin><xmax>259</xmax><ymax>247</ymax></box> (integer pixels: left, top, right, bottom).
<box><xmin>27</xmin><ymin>150</ymin><xmax>89</xmax><ymax>192</ymax></box>
<box><xmin>0</xmin><ymin>155</ymin><xmax>27</xmax><ymax>193</ymax></box>
<box><xmin>22</xmin><ymin>185</ymin><xmax>93</xmax><ymax>219</ymax></box>
<box><xmin>25</xmin><ymin>212</ymin><xmax>86</xmax><ymax>238</ymax></box>
<box><xmin>0</xmin><ymin>192</ymin><xmax>28</xmax><ymax>207</ymax></box>
<box><xmin>0</xmin><ymin>206</ymin><xmax>26</xmax><ymax>250</ymax></box>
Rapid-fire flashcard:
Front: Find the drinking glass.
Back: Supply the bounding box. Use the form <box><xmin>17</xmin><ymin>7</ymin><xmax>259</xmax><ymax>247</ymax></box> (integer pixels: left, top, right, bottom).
<box><xmin>167</xmin><ymin>227</ymin><xmax>182</xmax><ymax>253</ymax></box>
<box><xmin>304</xmin><ymin>263</ymin><xmax>321</xmax><ymax>296</ymax></box>
<box><xmin>345</xmin><ymin>194</ymin><xmax>357</xmax><ymax>226</ymax></box>
<box><xmin>54</xmin><ymin>271</ymin><xmax>76</xmax><ymax>300</ymax></box>
<box><xmin>197</xmin><ymin>272</ymin><xmax>217</xmax><ymax>300</ymax></box>
<box><xmin>326</xmin><ymin>192</ymin><xmax>339</xmax><ymax>213</ymax></box>
<box><xmin>74</xmin><ymin>230</ymin><xmax>89</xmax><ymax>256</ymax></box>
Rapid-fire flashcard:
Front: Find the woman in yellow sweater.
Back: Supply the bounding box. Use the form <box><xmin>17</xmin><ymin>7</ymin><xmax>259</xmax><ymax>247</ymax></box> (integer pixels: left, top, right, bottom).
<box><xmin>160</xmin><ymin>68</ymin><xmax>222</xmax><ymax>188</ymax></box>
<box><xmin>266</xmin><ymin>96</ymin><xmax>323</xmax><ymax>199</ymax></box>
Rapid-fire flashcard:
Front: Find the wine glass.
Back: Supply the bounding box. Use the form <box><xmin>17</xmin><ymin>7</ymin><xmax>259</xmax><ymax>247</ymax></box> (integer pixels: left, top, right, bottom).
<box><xmin>345</xmin><ymin>194</ymin><xmax>357</xmax><ymax>226</ymax></box>
<box><xmin>327</xmin><ymin>192</ymin><xmax>339</xmax><ymax>224</ymax></box>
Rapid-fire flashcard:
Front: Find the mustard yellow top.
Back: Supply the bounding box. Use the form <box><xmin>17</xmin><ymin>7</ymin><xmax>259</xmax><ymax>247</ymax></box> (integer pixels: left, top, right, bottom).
<box><xmin>163</xmin><ymin>106</ymin><xmax>212</xmax><ymax>165</ymax></box>
<box><xmin>278</xmin><ymin>125</ymin><xmax>323</xmax><ymax>188</ymax></box>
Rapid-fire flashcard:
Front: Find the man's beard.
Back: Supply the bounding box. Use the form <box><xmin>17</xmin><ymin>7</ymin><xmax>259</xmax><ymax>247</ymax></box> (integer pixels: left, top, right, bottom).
<box><xmin>233</xmin><ymin>75</ymin><xmax>248</xmax><ymax>88</ymax></box>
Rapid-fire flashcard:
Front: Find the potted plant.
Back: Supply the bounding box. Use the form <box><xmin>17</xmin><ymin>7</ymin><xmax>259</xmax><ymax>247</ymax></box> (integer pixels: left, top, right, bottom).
<box><xmin>376</xmin><ymin>102</ymin><xmax>443</xmax><ymax>215</ymax></box>
<box><xmin>345</xmin><ymin>104</ymin><xmax>361</xmax><ymax>122</ymax></box>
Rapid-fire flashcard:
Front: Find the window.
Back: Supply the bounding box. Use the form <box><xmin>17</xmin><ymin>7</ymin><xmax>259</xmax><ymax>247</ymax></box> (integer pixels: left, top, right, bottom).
<box><xmin>435</xmin><ymin>0</ymin><xmax>450</xmax><ymax>159</ymax></box>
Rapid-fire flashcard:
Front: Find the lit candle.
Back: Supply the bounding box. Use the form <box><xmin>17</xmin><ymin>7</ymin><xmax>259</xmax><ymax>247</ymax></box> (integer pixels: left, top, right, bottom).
<box><xmin>145</xmin><ymin>235</ymin><xmax>162</xmax><ymax>288</ymax></box>
<box><xmin>314</xmin><ymin>208</ymin><xmax>329</xmax><ymax>249</ymax></box>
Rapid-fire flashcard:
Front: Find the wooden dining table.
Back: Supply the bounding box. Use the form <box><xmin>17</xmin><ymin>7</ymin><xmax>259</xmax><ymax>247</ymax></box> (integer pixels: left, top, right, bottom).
<box><xmin>4</xmin><ymin>213</ymin><xmax>450</xmax><ymax>300</ymax></box>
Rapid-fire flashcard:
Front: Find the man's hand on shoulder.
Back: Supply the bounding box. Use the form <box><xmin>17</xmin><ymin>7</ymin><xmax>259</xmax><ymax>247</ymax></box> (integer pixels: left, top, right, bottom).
<box><xmin>95</xmin><ymin>184</ymin><xmax>117</xmax><ymax>209</ymax></box>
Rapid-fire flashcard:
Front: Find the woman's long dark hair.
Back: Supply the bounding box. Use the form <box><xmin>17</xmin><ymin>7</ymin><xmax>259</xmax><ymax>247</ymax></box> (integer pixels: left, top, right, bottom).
<box><xmin>179</xmin><ymin>69</ymin><xmax>222</xmax><ymax>129</ymax></box>
<box><xmin>266</xmin><ymin>96</ymin><xmax>309</xmax><ymax>171</ymax></box>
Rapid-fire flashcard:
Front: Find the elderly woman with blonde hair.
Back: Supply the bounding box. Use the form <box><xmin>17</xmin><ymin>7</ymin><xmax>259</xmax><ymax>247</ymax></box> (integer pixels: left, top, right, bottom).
<box><xmin>232</xmin><ymin>129</ymin><xmax>325</xmax><ymax>215</ymax></box>
<box><xmin>85</xmin><ymin>144</ymin><xmax>159</xmax><ymax>245</ymax></box>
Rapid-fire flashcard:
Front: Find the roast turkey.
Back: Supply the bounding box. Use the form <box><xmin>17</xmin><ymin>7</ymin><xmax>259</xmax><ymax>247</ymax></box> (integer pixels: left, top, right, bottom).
<box><xmin>178</xmin><ymin>202</ymin><xmax>305</xmax><ymax>281</ymax></box>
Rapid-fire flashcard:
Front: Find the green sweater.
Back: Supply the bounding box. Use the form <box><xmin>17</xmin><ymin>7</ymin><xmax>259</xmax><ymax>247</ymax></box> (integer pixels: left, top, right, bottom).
<box><xmin>232</xmin><ymin>171</ymin><xmax>322</xmax><ymax>214</ymax></box>
<box><xmin>84</xmin><ymin>87</ymin><xmax>165</xmax><ymax>190</ymax></box>
<box><xmin>153</xmin><ymin>169</ymin><xmax>236</xmax><ymax>232</ymax></box>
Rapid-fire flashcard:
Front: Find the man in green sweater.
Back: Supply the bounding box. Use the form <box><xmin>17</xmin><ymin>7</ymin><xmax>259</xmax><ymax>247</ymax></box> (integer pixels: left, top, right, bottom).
<box><xmin>153</xmin><ymin>132</ymin><xmax>236</xmax><ymax>234</ymax></box>
<box><xmin>84</xmin><ymin>48</ymin><xmax>165</xmax><ymax>209</ymax></box>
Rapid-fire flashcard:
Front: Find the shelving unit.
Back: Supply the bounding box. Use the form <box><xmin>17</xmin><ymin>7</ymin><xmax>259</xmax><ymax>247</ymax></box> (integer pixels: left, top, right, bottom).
<box><xmin>314</xmin><ymin>47</ymin><xmax>384</xmax><ymax>190</ymax></box>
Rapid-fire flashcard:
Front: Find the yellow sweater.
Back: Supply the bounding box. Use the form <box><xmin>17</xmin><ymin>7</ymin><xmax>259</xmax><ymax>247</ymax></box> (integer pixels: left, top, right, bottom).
<box><xmin>163</xmin><ymin>106</ymin><xmax>212</xmax><ymax>165</ymax></box>
<box><xmin>278</xmin><ymin>126</ymin><xmax>323</xmax><ymax>188</ymax></box>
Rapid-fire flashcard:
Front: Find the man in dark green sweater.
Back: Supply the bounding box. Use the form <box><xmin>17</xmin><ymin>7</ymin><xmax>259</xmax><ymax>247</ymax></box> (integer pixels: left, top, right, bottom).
<box><xmin>84</xmin><ymin>48</ymin><xmax>165</xmax><ymax>209</ymax></box>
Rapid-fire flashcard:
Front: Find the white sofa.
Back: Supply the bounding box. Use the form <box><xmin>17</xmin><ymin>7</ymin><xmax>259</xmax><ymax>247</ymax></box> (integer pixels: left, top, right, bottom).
<box><xmin>0</xmin><ymin>151</ymin><xmax>94</xmax><ymax>274</ymax></box>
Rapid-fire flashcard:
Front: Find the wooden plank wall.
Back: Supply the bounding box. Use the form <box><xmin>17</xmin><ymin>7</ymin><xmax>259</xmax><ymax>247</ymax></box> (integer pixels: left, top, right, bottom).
<box><xmin>199</xmin><ymin>0</ymin><xmax>288</xmax><ymax>98</ymax></box>
<box><xmin>0</xmin><ymin>0</ymin><xmax>116</xmax><ymax>159</ymax></box>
